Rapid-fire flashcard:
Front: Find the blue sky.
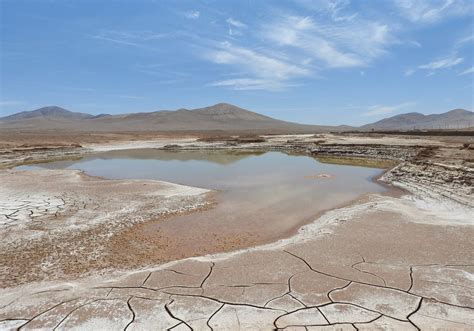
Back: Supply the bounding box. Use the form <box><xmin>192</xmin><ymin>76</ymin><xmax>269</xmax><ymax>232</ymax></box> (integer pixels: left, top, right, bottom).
<box><xmin>1</xmin><ymin>0</ymin><xmax>473</xmax><ymax>125</ymax></box>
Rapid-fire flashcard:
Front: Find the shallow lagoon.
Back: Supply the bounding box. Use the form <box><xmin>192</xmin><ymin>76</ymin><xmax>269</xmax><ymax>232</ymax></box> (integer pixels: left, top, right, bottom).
<box><xmin>19</xmin><ymin>149</ymin><xmax>386</xmax><ymax>255</ymax></box>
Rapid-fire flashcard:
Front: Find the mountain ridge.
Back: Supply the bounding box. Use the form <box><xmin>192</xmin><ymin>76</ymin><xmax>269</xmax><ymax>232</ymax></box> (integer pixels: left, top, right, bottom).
<box><xmin>1</xmin><ymin>106</ymin><xmax>95</xmax><ymax>121</ymax></box>
<box><xmin>0</xmin><ymin>103</ymin><xmax>345</xmax><ymax>133</ymax></box>
<box><xmin>1</xmin><ymin>104</ymin><xmax>472</xmax><ymax>132</ymax></box>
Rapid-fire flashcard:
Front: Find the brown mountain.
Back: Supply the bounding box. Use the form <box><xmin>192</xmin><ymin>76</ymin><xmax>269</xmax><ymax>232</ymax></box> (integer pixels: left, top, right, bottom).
<box><xmin>1</xmin><ymin>106</ymin><xmax>95</xmax><ymax>121</ymax></box>
<box><xmin>360</xmin><ymin>109</ymin><xmax>474</xmax><ymax>131</ymax></box>
<box><xmin>0</xmin><ymin>103</ymin><xmax>349</xmax><ymax>133</ymax></box>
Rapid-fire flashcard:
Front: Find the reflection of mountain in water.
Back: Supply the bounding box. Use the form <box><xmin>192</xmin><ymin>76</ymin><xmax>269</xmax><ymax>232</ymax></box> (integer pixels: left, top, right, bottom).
<box><xmin>314</xmin><ymin>156</ymin><xmax>395</xmax><ymax>169</ymax></box>
<box><xmin>28</xmin><ymin>149</ymin><xmax>395</xmax><ymax>171</ymax></box>
<box><xmin>35</xmin><ymin>149</ymin><xmax>267</xmax><ymax>169</ymax></box>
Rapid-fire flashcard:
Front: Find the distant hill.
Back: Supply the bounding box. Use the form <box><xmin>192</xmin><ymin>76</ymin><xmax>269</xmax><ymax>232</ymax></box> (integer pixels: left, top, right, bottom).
<box><xmin>360</xmin><ymin>109</ymin><xmax>474</xmax><ymax>131</ymax></box>
<box><xmin>1</xmin><ymin>106</ymin><xmax>94</xmax><ymax>121</ymax></box>
<box><xmin>0</xmin><ymin>103</ymin><xmax>348</xmax><ymax>133</ymax></box>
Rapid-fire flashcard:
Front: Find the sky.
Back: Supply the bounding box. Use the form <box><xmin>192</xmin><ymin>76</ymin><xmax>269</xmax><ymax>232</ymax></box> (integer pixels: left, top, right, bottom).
<box><xmin>0</xmin><ymin>0</ymin><xmax>473</xmax><ymax>125</ymax></box>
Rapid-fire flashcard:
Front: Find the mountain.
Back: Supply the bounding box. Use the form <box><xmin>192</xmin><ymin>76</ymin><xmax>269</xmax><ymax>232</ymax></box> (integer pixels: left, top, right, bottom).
<box><xmin>0</xmin><ymin>103</ymin><xmax>347</xmax><ymax>133</ymax></box>
<box><xmin>360</xmin><ymin>109</ymin><xmax>474</xmax><ymax>131</ymax></box>
<box><xmin>1</xmin><ymin>106</ymin><xmax>94</xmax><ymax>121</ymax></box>
<box><xmin>3</xmin><ymin>104</ymin><xmax>471</xmax><ymax>133</ymax></box>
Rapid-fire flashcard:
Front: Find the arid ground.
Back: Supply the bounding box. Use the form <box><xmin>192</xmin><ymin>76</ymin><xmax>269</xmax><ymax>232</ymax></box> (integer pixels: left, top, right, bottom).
<box><xmin>0</xmin><ymin>132</ymin><xmax>473</xmax><ymax>330</ymax></box>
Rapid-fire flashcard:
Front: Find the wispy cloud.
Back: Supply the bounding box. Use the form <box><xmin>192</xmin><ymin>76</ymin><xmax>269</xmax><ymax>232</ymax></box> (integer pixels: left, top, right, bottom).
<box><xmin>418</xmin><ymin>55</ymin><xmax>464</xmax><ymax>70</ymax></box>
<box><xmin>459</xmin><ymin>66</ymin><xmax>474</xmax><ymax>75</ymax></box>
<box><xmin>363</xmin><ymin>102</ymin><xmax>416</xmax><ymax>116</ymax></box>
<box><xmin>262</xmin><ymin>14</ymin><xmax>392</xmax><ymax>68</ymax></box>
<box><xmin>184</xmin><ymin>11</ymin><xmax>200</xmax><ymax>19</ymax></box>
<box><xmin>407</xmin><ymin>54</ymin><xmax>464</xmax><ymax>76</ymax></box>
<box><xmin>203</xmin><ymin>9</ymin><xmax>395</xmax><ymax>91</ymax></box>
<box><xmin>210</xmin><ymin>78</ymin><xmax>284</xmax><ymax>91</ymax></box>
<box><xmin>226</xmin><ymin>18</ymin><xmax>247</xmax><ymax>29</ymax></box>
<box><xmin>408</xmin><ymin>40</ymin><xmax>422</xmax><ymax>48</ymax></box>
<box><xmin>91</xmin><ymin>30</ymin><xmax>168</xmax><ymax>47</ymax></box>
<box><xmin>226</xmin><ymin>17</ymin><xmax>247</xmax><ymax>36</ymax></box>
<box><xmin>394</xmin><ymin>0</ymin><xmax>473</xmax><ymax>24</ymax></box>
<box><xmin>206</xmin><ymin>41</ymin><xmax>309</xmax><ymax>90</ymax></box>
<box><xmin>296</xmin><ymin>0</ymin><xmax>358</xmax><ymax>22</ymax></box>
<box><xmin>456</xmin><ymin>34</ymin><xmax>474</xmax><ymax>48</ymax></box>
<box><xmin>92</xmin><ymin>35</ymin><xmax>140</xmax><ymax>47</ymax></box>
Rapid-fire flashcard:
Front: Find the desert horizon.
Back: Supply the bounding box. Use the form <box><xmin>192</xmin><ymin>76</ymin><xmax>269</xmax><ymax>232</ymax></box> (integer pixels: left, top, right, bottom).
<box><xmin>2</xmin><ymin>103</ymin><xmax>473</xmax><ymax>131</ymax></box>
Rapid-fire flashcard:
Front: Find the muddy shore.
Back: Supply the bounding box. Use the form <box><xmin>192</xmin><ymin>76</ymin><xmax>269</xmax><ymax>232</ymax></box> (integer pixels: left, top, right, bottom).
<box><xmin>0</xmin><ymin>132</ymin><xmax>473</xmax><ymax>330</ymax></box>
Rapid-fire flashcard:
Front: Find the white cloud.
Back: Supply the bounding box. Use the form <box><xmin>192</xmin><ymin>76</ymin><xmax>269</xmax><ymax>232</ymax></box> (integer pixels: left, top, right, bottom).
<box><xmin>456</xmin><ymin>34</ymin><xmax>474</xmax><ymax>47</ymax></box>
<box><xmin>407</xmin><ymin>54</ymin><xmax>465</xmax><ymax>76</ymax></box>
<box><xmin>226</xmin><ymin>18</ymin><xmax>247</xmax><ymax>36</ymax></box>
<box><xmin>210</xmin><ymin>78</ymin><xmax>284</xmax><ymax>91</ymax></box>
<box><xmin>363</xmin><ymin>102</ymin><xmax>416</xmax><ymax>116</ymax></box>
<box><xmin>204</xmin><ymin>11</ymin><xmax>395</xmax><ymax>91</ymax></box>
<box><xmin>418</xmin><ymin>55</ymin><xmax>464</xmax><ymax>70</ymax></box>
<box><xmin>459</xmin><ymin>35</ymin><xmax>474</xmax><ymax>43</ymax></box>
<box><xmin>201</xmin><ymin>3</ymin><xmax>466</xmax><ymax>92</ymax></box>
<box><xmin>409</xmin><ymin>40</ymin><xmax>422</xmax><ymax>48</ymax></box>
<box><xmin>226</xmin><ymin>18</ymin><xmax>247</xmax><ymax>29</ymax></box>
<box><xmin>208</xmin><ymin>42</ymin><xmax>310</xmax><ymax>79</ymax></box>
<box><xmin>206</xmin><ymin>41</ymin><xmax>309</xmax><ymax>90</ymax></box>
<box><xmin>185</xmin><ymin>11</ymin><xmax>200</xmax><ymax>19</ymax></box>
<box><xmin>262</xmin><ymin>14</ymin><xmax>392</xmax><ymax>68</ymax></box>
<box><xmin>459</xmin><ymin>66</ymin><xmax>474</xmax><ymax>75</ymax></box>
<box><xmin>394</xmin><ymin>0</ymin><xmax>472</xmax><ymax>23</ymax></box>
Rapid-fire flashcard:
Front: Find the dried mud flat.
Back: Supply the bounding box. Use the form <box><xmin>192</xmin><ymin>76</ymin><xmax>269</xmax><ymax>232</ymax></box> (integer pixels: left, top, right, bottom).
<box><xmin>0</xmin><ymin>170</ymin><xmax>211</xmax><ymax>288</ymax></box>
<box><xmin>0</xmin><ymin>133</ymin><xmax>473</xmax><ymax>330</ymax></box>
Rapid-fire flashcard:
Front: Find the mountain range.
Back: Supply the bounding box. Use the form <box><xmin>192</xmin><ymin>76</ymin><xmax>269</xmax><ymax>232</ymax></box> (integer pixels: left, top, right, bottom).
<box><xmin>0</xmin><ymin>103</ymin><xmax>472</xmax><ymax>132</ymax></box>
<box><xmin>360</xmin><ymin>109</ymin><xmax>474</xmax><ymax>131</ymax></box>
<box><xmin>0</xmin><ymin>104</ymin><xmax>349</xmax><ymax>133</ymax></box>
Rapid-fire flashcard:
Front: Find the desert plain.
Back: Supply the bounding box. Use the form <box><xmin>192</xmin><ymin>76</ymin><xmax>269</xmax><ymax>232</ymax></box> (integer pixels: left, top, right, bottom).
<box><xmin>0</xmin><ymin>130</ymin><xmax>473</xmax><ymax>330</ymax></box>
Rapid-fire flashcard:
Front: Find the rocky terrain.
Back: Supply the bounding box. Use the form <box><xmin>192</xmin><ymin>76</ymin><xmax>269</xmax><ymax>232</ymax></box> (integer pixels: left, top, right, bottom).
<box><xmin>383</xmin><ymin>162</ymin><xmax>474</xmax><ymax>208</ymax></box>
<box><xmin>0</xmin><ymin>144</ymin><xmax>84</xmax><ymax>169</ymax></box>
<box><xmin>0</xmin><ymin>132</ymin><xmax>472</xmax><ymax>330</ymax></box>
<box><xmin>310</xmin><ymin>144</ymin><xmax>421</xmax><ymax>161</ymax></box>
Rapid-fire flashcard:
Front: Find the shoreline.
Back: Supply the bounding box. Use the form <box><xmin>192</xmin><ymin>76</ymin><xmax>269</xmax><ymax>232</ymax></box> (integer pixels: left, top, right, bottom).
<box><xmin>1</xmin><ymin>148</ymin><xmax>390</xmax><ymax>288</ymax></box>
